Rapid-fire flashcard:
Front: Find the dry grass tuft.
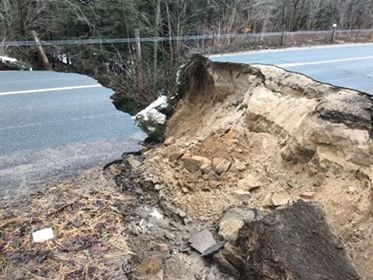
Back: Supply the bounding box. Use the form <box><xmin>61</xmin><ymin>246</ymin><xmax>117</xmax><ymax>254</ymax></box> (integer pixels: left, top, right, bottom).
<box><xmin>0</xmin><ymin>172</ymin><xmax>134</xmax><ymax>279</ymax></box>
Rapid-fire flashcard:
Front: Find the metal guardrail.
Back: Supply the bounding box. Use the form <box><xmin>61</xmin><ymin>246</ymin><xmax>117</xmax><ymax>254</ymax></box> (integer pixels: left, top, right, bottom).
<box><xmin>2</xmin><ymin>29</ymin><xmax>373</xmax><ymax>47</ymax></box>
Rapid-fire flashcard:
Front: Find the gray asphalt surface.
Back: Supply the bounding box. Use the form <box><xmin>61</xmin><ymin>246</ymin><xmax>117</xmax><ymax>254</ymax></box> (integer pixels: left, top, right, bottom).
<box><xmin>211</xmin><ymin>43</ymin><xmax>373</xmax><ymax>95</ymax></box>
<box><xmin>0</xmin><ymin>71</ymin><xmax>145</xmax><ymax>198</ymax></box>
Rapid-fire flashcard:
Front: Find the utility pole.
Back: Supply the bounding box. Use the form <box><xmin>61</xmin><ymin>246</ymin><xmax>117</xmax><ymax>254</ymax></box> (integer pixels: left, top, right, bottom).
<box><xmin>281</xmin><ymin>31</ymin><xmax>287</xmax><ymax>46</ymax></box>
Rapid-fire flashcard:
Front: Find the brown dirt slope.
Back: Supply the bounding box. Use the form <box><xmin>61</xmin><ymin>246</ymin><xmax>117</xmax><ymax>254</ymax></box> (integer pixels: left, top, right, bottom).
<box><xmin>139</xmin><ymin>56</ymin><xmax>373</xmax><ymax>278</ymax></box>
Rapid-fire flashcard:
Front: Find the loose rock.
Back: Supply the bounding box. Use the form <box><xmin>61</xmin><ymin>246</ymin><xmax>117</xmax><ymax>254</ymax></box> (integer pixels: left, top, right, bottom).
<box><xmin>212</xmin><ymin>158</ymin><xmax>232</xmax><ymax>175</ymax></box>
<box><xmin>237</xmin><ymin>174</ymin><xmax>261</xmax><ymax>191</ymax></box>
<box><xmin>155</xmin><ymin>243</ymin><xmax>169</xmax><ymax>253</ymax></box>
<box><xmin>168</xmin><ymin>152</ymin><xmax>183</xmax><ymax>162</ymax></box>
<box><xmin>221</xmin><ymin>243</ymin><xmax>244</xmax><ymax>270</ymax></box>
<box><xmin>219</xmin><ymin>208</ymin><xmax>258</xmax><ymax>242</ymax></box>
<box><xmin>232</xmin><ymin>189</ymin><xmax>251</xmax><ymax>200</ymax></box>
<box><xmin>189</xmin><ymin>229</ymin><xmax>216</xmax><ymax>254</ymax></box>
<box><xmin>271</xmin><ymin>190</ymin><xmax>291</xmax><ymax>206</ymax></box>
<box><xmin>164</xmin><ymin>137</ymin><xmax>175</xmax><ymax>146</ymax></box>
<box><xmin>219</xmin><ymin>218</ymin><xmax>244</xmax><ymax>242</ymax></box>
<box><xmin>127</xmin><ymin>155</ymin><xmax>142</xmax><ymax>169</ymax></box>
<box><xmin>183</xmin><ymin>155</ymin><xmax>211</xmax><ymax>173</ymax></box>
<box><xmin>262</xmin><ymin>192</ymin><xmax>274</xmax><ymax>207</ymax></box>
<box><xmin>300</xmin><ymin>191</ymin><xmax>316</xmax><ymax>199</ymax></box>
<box><xmin>232</xmin><ymin>160</ymin><xmax>246</xmax><ymax>172</ymax></box>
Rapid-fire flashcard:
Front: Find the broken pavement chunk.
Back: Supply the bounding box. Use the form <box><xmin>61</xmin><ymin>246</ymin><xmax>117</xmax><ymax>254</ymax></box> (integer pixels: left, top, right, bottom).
<box><xmin>32</xmin><ymin>228</ymin><xmax>54</xmax><ymax>243</ymax></box>
<box><xmin>189</xmin><ymin>229</ymin><xmax>216</xmax><ymax>254</ymax></box>
<box><xmin>238</xmin><ymin>201</ymin><xmax>360</xmax><ymax>280</ymax></box>
<box><xmin>201</xmin><ymin>241</ymin><xmax>226</xmax><ymax>257</ymax></box>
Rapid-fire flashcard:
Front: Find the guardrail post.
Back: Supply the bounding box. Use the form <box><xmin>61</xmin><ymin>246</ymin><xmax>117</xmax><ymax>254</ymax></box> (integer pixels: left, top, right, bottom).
<box><xmin>134</xmin><ymin>28</ymin><xmax>142</xmax><ymax>63</ymax></box>
<box><xmin>134</xmin><ymin>28</ymin><xmax>144</xmax><ymax>93</ymax></box>
<box><xmin>281</xmin><ymin>31</ymin><xmax>287</xmax><ymax>46</ymax></box>
<box><xmin>330</xmin><ymin>24</ymin><xmax>337</xmax><ymax>43</ymax></box>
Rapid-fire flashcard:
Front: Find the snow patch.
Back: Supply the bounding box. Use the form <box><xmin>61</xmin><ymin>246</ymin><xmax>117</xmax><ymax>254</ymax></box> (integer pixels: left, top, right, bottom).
<box><xmin>134</xmin><ymin>95</ymin><xmax>168</xmax><ymax>125</ymax></box>
<box><xmin>133</xmin><ymin>95</ymin><xmax>169</xmax><ymax>141</ymax></box>
<box><xmin>0</xmin><ymin>56</ymin><xmax>17</xmax><ymax>63</ymax></box>
<box><xmin>57</xmin><ymin>54</ymin><xmax>72</xmax><ymax>65</ymax></box>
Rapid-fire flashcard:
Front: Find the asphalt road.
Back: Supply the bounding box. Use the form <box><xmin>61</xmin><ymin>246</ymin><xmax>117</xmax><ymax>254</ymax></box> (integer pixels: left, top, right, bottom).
<box><xmin>0</xmin><ymin>71</ymin><xmax>145</xmax><ymax>198</ymax></box>
<box><xmin>211</xmin><ymin>43</ymin><xmax>373</xmax><ymax>95</ymax></box>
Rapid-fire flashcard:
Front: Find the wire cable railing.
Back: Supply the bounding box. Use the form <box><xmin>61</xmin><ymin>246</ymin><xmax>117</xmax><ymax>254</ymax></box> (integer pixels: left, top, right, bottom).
<box><xmin>2</xmin><ymin>29</ymin><xmax>373</xmax><ymax>47</ymax></box>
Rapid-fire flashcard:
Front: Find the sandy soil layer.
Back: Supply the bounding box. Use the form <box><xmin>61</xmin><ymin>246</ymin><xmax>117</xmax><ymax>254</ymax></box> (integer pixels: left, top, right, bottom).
<box><xmin>138</xmin><ymin>57</ymin><xmax>373</xmax><ymax>278</ymax></box>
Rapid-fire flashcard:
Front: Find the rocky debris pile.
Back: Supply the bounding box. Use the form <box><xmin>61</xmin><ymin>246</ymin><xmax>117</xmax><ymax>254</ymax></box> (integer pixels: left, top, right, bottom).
<box><xmin>109</xmin><ymin>153</ymin><xmax>361</xmax><ymax>280</ymax></box>
<box><xmin>194</xmin><ymin>201</ymin><xmax>360</xmax><ymax>279</ymax></box>
<box><xmin>110</xmin><ymin>154</ymin><xmax>236</xmax><ymax>280</ymax></box>
<box><xmin>118</xmin><ymin>156</ymin><xmax>361</xmax><ymax>280</ymax></box>
<box><xmin>137</xmin><ymin>56</ymin><xmax>373</xmax><ymax>278</ymax></box>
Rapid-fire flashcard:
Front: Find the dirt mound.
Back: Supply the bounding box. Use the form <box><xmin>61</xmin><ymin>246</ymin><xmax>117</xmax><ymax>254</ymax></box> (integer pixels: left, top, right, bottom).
<box><xmin>138</xmin><ymin>56</ymin><xmax>373</xmax><ymax>278</ymax></box>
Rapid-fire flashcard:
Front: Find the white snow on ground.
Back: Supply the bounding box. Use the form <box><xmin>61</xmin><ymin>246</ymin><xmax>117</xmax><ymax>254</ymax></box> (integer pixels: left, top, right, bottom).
<box><xmin>0</xmin><ymin>56</ymin><xmax>17</xmax><ymax>63</ymax></box>
<box><xmin>57</xmin><ymin>54</ymin><xmax>72</xmax><ymax>65</ymax></box>
<box><xmin>134</xmin><ymin>95</ymin><xmax>168</xmax><ymax>125</ymax></box>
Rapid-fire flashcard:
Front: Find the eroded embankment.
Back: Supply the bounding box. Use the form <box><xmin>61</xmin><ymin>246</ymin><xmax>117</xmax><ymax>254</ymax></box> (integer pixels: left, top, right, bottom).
<box><xmin>138</xmin><ymin>56</ymin><xmax>373</xmax><ymax>278</ymax></box>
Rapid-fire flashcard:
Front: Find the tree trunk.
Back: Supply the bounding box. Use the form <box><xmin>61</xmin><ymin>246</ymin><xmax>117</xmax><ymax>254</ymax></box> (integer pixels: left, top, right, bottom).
<box><xmin>153</xmin><ymin>0</ymin><xmax>161</xmax><ymax>90</ymax></box>
<box><xmin>165</xmin><ymin>1</ymin><xmax>173</xmax><ymax>64</ymax></box>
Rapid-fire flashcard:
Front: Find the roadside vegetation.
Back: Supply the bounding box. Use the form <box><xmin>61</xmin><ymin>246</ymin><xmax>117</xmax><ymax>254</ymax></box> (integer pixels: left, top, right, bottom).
<box><xmin>1</xmin><ymin>0</ymin><xmax>373</xmax><ymax>113</ymax></box>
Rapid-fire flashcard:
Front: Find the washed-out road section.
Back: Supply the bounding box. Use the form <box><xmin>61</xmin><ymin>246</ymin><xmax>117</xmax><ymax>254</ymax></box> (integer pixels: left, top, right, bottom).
<box><xmin>0</xmin><ymin>71</ymin><xmax>145</xmax><ymax>199</ymax></box>
<box><xmin>211</xmin><ymin>43</ymin><xmax>373</xmax><ymax>95</ymax></box>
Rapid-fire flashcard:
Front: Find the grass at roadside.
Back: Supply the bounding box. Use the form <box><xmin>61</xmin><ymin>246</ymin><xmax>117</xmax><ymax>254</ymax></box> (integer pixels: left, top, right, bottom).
<box><xmin>0</xmin><ymin>169</ymin><xmax>133</xmax><ymax>279</ymax></box>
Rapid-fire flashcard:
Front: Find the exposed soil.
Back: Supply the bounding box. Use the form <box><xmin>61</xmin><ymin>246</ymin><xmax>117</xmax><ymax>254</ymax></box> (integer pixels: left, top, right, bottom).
<box><xmin>136</xmin><ymin>57</ymin><xmax>373</xmax><ymax>278</ymax></box>
<box><xmin>0</xmin><ymin>162</ymin><xmax>235</xmax><ymax>280</ymax></box>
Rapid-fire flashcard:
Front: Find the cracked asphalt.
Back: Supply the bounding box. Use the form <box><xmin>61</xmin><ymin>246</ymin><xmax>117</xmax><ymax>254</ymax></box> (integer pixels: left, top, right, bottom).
<box><xmin>211</xmin><ymin>43</ymin><xmax>373</xmax><ymax>95</ymax></box>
